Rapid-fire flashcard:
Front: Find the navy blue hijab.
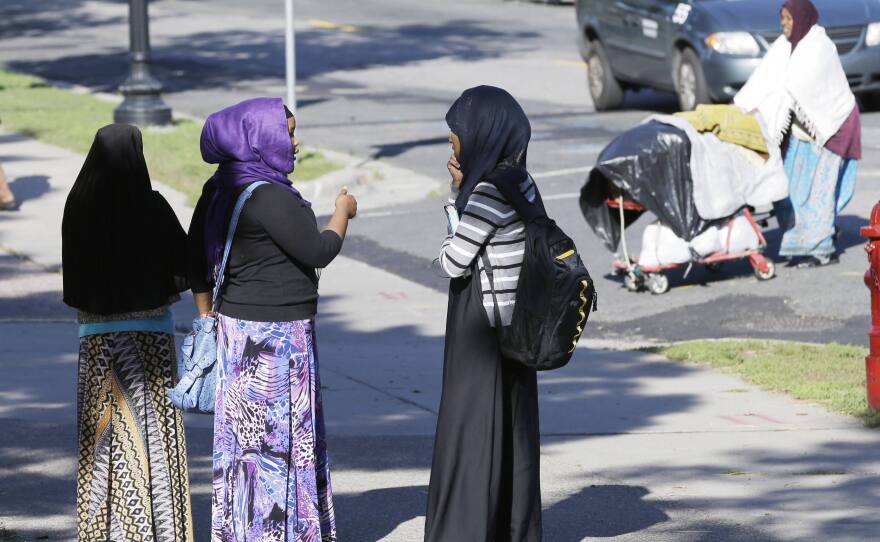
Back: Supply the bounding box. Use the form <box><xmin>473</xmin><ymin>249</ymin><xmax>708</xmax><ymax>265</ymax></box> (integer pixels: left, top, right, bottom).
<box><xmin>446</xmin><ymin>86</ymin><xmax>532</xmax><ymax>213</ymax></box>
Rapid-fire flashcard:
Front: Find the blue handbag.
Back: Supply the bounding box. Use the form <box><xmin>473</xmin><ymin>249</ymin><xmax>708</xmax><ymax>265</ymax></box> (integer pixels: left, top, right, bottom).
<box><xmin>168</xmin><ymin>181</ymin><xmax>267</xmax><ymax>413</ymax></box>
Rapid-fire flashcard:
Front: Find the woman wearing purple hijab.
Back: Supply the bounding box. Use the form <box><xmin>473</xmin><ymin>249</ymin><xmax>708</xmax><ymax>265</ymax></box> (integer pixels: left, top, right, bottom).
<box><xmin>735</xmin><ymin>0</ymin><xmax>861</xmax><ymax>268</ymax></box>
<box><xmin>188</xmin><ymin>97</ymin><xmax>356</xmax><ymax>542</ymax></box>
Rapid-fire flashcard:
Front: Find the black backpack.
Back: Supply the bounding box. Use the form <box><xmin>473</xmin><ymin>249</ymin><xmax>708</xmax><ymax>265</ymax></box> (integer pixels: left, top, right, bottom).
<box><xmin>481</xmin><ymin>174</ymin><xmax>597</xmax><ymax>371</ymax></box>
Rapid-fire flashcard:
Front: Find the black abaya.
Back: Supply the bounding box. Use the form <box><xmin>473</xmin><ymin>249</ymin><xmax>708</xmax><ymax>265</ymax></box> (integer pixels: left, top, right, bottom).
<box><xmin>425</xmin><ymin>272</ymin><xmax>542</xmax><ymax>542</ymax></box>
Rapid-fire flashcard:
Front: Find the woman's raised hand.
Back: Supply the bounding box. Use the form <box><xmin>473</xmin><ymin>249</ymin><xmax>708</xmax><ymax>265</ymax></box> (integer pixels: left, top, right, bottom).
<box><xmin>447</xmin><ymin>153</ymin><xmax>464</xmax><ymax>190</ymax></box>
<box><xmin>335</xmin><ymin>187</ymin><xmax>358</xmax><ymax>219</ymax></box>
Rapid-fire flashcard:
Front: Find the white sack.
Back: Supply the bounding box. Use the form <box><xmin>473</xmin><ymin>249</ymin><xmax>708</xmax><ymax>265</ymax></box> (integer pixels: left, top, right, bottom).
<box><xmin>689</xmin><ymin>224</ymin><xmax>723</xmax><ymax>258</ymax></box>
<box><xmin>644</xmin><ymin>114</ymin><xmax>788</xmax><ymax>221</ymax></box>
<box><xmin>720</xmin><ymin>214</ymin><xmax>761</xmax><ymax>254</ymax></box>
<box><xmin>639</xmin><ymin>222</ymin><xmax>692</xmax><ymax>267</ymax></box>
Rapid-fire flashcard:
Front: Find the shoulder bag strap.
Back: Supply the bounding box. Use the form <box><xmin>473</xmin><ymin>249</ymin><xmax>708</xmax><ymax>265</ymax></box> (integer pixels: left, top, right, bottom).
<box><xmin>211</xmin><ymin>181</ymin><xmax>268</xmax><ymax>310</ymax></box>
<box><xmin>480</xmin><ymin>251</ymin><xmax>504</xmax><ymax>328</ymax></box>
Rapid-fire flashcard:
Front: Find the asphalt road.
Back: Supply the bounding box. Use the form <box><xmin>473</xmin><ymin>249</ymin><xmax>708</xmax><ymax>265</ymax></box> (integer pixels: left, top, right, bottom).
<box><xmin>2</xmin><ymin>0</ymin><xmax>879</xmax><ymax>345</ymax></box>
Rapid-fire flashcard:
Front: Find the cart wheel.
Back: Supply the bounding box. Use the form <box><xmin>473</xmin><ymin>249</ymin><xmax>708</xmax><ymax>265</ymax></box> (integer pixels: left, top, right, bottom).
<box><xmin>623</xmin><ymin>273</ymin><xmax>642</xmax><ymax>292</ymax></box>
<box><xmin>706</xmin><ymin>262</ymin><xmax>723</xmax><ymax>273</ymax></box>
<box><xmin>754</xmin><ymin>259</ymin><xmax>776</xmax><ymax>281</ymax></box>
<box><xmin>646</xmin><ymin>273</ymin><xmax>670</xmax><ymax>295</ymax></box>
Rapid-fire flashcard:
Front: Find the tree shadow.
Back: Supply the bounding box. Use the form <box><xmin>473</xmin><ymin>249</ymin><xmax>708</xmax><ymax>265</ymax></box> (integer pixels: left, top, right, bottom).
<box><xmin>9</xmin><ymin>20</ymin><xmax>543</xmax><ymax>96</ymax></box>
<box><xmin>0</xmin><ymin>254</ymin><xmax>69</xmax><ymax>318</ymax></box>
<box><xmin>3</xmin><ymin>285</ymin><xmax>869</xmax><ymax>540</ymax></box>
<box><xmin>371</xmin><ymin>136</ymin><xmax>449</xmax><ymax>160</ymax></box>
<box><xmin>0</xmin><ymin>0</ymin><xmax>121</xmax><ymax>40</ymax></box>
<box><xmin>613</xmin><ymin>437</ymin><xmax>880</xmax><ymax>541</ymax></box>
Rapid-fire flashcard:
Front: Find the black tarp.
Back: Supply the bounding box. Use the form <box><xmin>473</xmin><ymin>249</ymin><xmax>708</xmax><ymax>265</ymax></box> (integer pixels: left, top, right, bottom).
<box><xmin>579</xmin><ymin>121</ymin><xmax>710</xmax><ymax>253</ymax></box>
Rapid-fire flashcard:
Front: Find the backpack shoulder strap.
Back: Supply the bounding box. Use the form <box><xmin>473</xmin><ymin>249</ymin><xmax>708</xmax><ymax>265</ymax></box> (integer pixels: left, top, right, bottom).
<box><xmin>480</xmin><ymin>251</ymin><xmax>504</xmax><ymax>328</ymax></box>
<box><xmin>211</xmin><ymin>181</ymin><xmax>268</xmax><ymax>309</ymax></box>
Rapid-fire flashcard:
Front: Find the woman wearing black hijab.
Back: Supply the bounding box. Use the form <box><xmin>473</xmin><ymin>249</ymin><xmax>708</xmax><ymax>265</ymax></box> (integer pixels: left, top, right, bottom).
<box><xmin>426</xmin><ymin>86</ymin><xmax>543</xmax><ymax>542</ymax></box>
<box><xmin>62</xmin><ymin>124</ymin><xmax>193</xmax><ymax>541</ymax></box>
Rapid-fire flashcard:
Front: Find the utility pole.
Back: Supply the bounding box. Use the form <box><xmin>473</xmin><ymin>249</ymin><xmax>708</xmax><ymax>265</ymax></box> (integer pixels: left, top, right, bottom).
<box><xmin>285</xmin><ymin>0</ymin><xmax>297</xmax><ymax>110</ymax></box>
<box><xmin>114</xmin><ymin>0</ymin><xmax>172</xmax><ymax>126</ymax></box>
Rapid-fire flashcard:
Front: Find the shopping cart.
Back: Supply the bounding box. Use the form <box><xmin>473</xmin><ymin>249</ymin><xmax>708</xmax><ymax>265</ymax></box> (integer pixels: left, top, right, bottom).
<box><xmin>606</xmin><ymin>196</ymin><xmax>775</xmax><ymax>295</ymax></box>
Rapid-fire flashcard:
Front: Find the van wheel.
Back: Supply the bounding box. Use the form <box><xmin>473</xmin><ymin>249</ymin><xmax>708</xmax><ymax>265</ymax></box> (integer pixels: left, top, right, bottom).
<box><xmin>675</xmin><ymin>48</ymin><xmax>710</xmax><ymax>111</ymax></box>
<box><xmin>587</xmin><ymin>41</ymin><xmax>624</xmax><ymax>111</ymax></box>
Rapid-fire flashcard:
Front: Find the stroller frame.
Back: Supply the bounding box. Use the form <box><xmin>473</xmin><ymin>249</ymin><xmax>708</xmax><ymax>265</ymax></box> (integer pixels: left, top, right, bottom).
<box><xmin>608</xmin><ymin>197</ymin><xmax>776</xmax><ymax>295</ymax></box>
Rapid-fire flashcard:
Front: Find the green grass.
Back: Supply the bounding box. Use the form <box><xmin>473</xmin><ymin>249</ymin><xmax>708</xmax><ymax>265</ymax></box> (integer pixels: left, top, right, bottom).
<box><xmin>654</xmin><ymin>340</ymin><xmax>880</xmax><ymax>427</ymax></box>
<box><xmin>0</xmin><ymin>70</ymin><xmax>342</xmax><ymax>204</ymax></box>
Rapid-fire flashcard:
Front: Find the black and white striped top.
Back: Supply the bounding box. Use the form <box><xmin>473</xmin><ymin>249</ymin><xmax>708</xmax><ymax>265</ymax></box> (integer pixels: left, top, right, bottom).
<box><xmin>439</xmin><ymin>175</ymin><xmax>537</xmax><ymax>327</ymax></box>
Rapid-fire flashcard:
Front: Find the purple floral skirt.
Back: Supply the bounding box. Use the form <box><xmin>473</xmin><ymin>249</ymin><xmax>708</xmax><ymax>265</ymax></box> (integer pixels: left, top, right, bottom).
<box><xmin>212</xmin><ymin>316</ymin><xmax>336</xmax><ymax>542</ymax></box>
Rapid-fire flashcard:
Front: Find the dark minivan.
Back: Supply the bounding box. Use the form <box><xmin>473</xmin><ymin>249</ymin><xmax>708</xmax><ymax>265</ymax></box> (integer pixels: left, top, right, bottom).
<box><xmin>576</xmin><ymin>0</ymin><xmax>880</xmax><ymax>110</ymax></box>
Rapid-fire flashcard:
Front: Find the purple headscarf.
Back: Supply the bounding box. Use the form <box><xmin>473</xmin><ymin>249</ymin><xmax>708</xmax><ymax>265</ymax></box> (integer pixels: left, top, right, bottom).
<box><xmin>782</xmin><ymin>0</ymin><xmax>819</xmax><ymax>50</ymax></box>
<box><xmin>201</xmin><ymin>97</ymin><xmax>309</xmax><ymax>269</ymax></box>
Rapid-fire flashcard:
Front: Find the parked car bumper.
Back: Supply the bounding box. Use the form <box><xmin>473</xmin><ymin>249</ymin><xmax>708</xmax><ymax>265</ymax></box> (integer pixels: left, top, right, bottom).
<box><xmin>700</xmin><ymin>53</ymin><xmax>761</xmax><ymax>103</ymax></box>
<box><xmin>842</xmin><ymin>46</ymin><xmax>880</xmax><ymax>95</ymax></box>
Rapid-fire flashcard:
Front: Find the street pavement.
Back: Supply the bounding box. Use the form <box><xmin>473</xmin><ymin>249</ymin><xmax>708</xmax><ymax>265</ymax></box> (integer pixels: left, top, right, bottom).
<box><xmin>2</xmin><ymin>0</ymin><xmax>879</xmax><ymax>345</ymax></box>
<box><xmin>1</xmin><ymin>128</ymin><xmax>880</xmax><ymax>542</ymax></box>
<box><xmin>2</xmin><ymin>1</ymin><xmax>880</xmax><ymax>541</ymax></box>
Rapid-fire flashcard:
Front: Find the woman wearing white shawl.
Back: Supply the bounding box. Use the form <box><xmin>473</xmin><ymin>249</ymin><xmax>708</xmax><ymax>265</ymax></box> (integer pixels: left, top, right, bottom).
<box><xmin>735</xmin><ymin>0</ymin><xmax>861</xmax><ymax>268</ymax></box>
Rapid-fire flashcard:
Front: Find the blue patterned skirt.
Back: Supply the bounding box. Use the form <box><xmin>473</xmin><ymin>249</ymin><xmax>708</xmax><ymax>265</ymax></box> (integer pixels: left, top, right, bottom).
<box><xmin>776</xmin><ymin>138</ymin><xmax>858</xmax><ymax>258</ymax></box>
<box><xmin>212</xmin><ymin>316</ymin><xmax>336</xmax><ymax>542</ymax></box>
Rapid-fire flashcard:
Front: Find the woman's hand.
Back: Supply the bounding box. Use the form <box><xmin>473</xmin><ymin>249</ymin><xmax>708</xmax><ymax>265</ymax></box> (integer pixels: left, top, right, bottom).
<box><xmin>335</xmin><ymin>187</ymin><xmax>358</xmax><ymax>219</ymax></box>
<box><xmin>447</xmin><ymin>153</ymin><xmax>463</xmax><ymax>190</ymax></box>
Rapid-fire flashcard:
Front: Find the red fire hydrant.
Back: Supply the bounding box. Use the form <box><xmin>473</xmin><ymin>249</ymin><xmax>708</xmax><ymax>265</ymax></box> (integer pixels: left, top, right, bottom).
<box><xmin>861</xmin><ymin>203</ymin><xmax>880</xmax><ymax>411</ymax></box>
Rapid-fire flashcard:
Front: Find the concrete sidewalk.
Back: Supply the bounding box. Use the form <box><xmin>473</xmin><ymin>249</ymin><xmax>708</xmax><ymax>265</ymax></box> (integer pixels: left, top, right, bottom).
<box><xmin>1</xmin><ymin>134</ymin><xmax>879</xmax><ymax>541</ymax></box>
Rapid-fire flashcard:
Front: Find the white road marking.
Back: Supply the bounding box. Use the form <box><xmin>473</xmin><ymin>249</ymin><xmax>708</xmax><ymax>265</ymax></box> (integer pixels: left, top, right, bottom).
<box><xmin>532</xmin><ymin>166</ymin><xmax>593</xmax><ymax>179</ymax></box>
<box><xmin>542</xmin><ymin>192</ymin><xmax>582</xmax><ymax>201</ymax></box>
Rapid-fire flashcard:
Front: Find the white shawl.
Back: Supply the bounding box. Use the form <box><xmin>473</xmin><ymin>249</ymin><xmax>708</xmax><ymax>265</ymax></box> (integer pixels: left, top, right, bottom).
<box><xmin>734</xmin><ymin>25</ymin><xmax>854</xmax><ymax>148</ymax></box>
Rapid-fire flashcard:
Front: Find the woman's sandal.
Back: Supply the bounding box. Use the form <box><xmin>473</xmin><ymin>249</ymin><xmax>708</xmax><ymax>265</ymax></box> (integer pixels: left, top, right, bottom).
<box><xmin>0</xmin><ymin>199</ymin><xmax>18</xmax><ymax>211</ymax></box>
<box><xmin>797</xmin><ymin>255</ymin><xmax>839</xmax><ymax>269</ymax></box>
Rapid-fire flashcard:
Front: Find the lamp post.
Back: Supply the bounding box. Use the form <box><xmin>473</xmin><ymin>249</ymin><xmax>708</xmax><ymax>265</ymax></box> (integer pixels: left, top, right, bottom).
<box><xmin>284</xmin><ymin>0</ymin><xmax>296</xmax><ymax>109</ymax></box>
<box><xmin>114</xmin><ymin>0</ymin><xmax>172</xmax><ymax>126</ymax></box>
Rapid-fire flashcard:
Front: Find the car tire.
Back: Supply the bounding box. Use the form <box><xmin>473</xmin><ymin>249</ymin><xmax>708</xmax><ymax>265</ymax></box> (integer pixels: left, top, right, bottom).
<box><xmin>587</xmin><ymin>40</ymin><xmax>624</xmax><ymax>111</ymax></box>
<box><xmin>675</xmin><ymin>48</ymin><xmax>710</xmax><ymax>111</ymax></box>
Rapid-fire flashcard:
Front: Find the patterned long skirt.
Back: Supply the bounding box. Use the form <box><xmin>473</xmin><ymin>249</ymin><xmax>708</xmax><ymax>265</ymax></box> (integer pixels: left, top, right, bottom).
<box><xmin>77</xmin><ymin>331</ymin><xmax>194</xmax><ymax>542</ymax></box>
<box><xmin>776</xmin><ymin>138</ymin><xmax>858</xmax><ymax>258</ymax></box>
<box><xmin>213</xmin><ymin>316</ymin><xmax>336</xmax><ymax>542</ymax></box>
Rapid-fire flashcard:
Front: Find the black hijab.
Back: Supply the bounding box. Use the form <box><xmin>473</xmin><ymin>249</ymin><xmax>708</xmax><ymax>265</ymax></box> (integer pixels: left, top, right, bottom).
<box><xmin>62</xmin><ymin>124</ymin><xmax>188</xmax><ymax>314</ymax></box>
<box><xmin>446</xmin><ymin>86</ymin><xmax>532</xmax><ymax>213</ymax></box>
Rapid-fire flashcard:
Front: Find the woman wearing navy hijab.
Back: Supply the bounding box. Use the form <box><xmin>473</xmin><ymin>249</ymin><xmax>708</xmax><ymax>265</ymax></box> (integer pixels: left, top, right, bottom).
<box><xmin>426</xmin><ymin>86</ymin><xmax>543</xmax><ymax>542</ymax></box>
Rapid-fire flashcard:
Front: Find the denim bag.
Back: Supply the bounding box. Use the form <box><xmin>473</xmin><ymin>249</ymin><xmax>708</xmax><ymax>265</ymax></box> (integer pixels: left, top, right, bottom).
<box><xmin>168</xmin><ymin>181</ymin><xmax>267</xmax><ymax>413</ymax></box>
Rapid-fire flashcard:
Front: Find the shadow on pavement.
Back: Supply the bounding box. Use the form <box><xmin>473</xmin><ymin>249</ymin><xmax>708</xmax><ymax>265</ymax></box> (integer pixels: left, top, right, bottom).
<box><xmin>614</xmin><ymin>438</ymin><xmax>880</xmax><ymax>541</ymax></box>
<box><xmin>0</xmin><ymin>0</ymin><xmax>120</xmax><ymax>40</ymax></box>
<box><xmin>7</xmin><ymin>175</ymin><xmax>50</xmax><ymax>208</ymax></box>
<box><xmin>543</xmin><ymin>484</ymin><xmax>669</xmax><ymax>539</ymax></box>
<box><xmin>371</xmin><ymin>136</ymin><xmax>449</xmax><ymax>160</ymax></box>
<box><xmin>335</xmin><ymin>485</ymin><xmax>429</xmax><ymax>541</ymax></box>
<box><xmin>9</xmin><ymin>19</ymin><xmax>542</xmax><ymax>95</ymax></box>
<box><xmin>2</xmin><ymin>288</ymin><xmax>872</xmax><ymax>540</ymax></box>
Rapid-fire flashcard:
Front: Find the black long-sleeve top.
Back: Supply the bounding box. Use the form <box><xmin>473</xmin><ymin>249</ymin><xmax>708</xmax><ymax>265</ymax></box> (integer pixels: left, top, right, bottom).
<box><xmin>188</xmin><ymin>181</ymin><xmax>342</xmax><ymax>322</ymax></box>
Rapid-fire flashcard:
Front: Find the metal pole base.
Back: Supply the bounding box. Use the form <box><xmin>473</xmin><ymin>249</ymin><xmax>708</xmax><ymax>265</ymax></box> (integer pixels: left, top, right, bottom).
<box><xmin>114</xmin><ymin>96</ymin><xmax>172</xmax><ymax>127</ymax></box>
<box><xmin>114</xmin><ymin>75</ymin><xmax>172</xmax><ymax>126</ymax></box>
